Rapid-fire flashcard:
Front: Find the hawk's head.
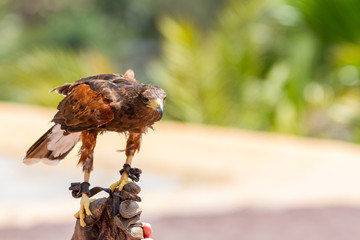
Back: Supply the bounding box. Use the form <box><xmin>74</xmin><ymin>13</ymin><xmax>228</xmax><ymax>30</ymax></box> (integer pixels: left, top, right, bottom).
<box><xmin>140</xmin><ymin>84</ymin><xmax>166</xmax><ymax>119</ymax></box>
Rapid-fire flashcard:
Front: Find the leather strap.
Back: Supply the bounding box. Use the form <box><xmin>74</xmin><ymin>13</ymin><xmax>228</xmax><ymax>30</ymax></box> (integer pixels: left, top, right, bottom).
<box><xmin>69</xmin><ymin>182</ymin><xmax>111</xmax><ymax>198</ymax></box>
<box><xmin>120</xmin><ymin>164</ymin><xmax>142</xmax><ymax>182</ymax></box>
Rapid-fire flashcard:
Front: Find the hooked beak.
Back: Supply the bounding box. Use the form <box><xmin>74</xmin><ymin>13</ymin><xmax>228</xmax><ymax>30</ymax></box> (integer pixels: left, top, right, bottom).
<box><xmin>147</xmin><ymin>98</ymin><xmax>163</xmax><ymax>118</ymax></box>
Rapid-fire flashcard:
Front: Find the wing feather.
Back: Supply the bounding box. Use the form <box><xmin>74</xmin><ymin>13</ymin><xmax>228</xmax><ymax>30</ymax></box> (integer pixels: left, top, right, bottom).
<box><xmin>52</xmin><ymin>84</ymin><xmax>114</xmax><ymax>131</ymax></box>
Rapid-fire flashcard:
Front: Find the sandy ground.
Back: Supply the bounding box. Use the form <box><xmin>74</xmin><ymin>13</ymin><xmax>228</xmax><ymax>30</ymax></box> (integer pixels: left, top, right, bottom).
<box><xmin>1</xmin><ymin>102</ymin><xmax>360</xmax><ymax>239</ymax></box>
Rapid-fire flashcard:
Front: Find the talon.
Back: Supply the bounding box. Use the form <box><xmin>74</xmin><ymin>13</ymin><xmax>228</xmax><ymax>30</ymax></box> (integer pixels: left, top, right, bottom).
<box><xmin>74</xmin><ymin>193</ymin><xmax>95</xmax><ymax>227</ymax></box>
<box><xmin>109</xmin><ymin>172</ymin><xmax>131</xmax><ymax>192</ymax></box>
<box><xmin>110</xmin><ymin>164</ymin><xmax>142</xmax><ymax>191</ymax></box>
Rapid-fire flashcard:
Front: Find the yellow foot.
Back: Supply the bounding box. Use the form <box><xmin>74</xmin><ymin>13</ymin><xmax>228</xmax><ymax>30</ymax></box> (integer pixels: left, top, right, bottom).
<box><xmin>109</xmin><ymin>172</ymin><xmax>131</xmax><ymax>192</ymax></box>
<box><xmin>74</xmin><ymin>193</ymin><xmax>96</xmax><ymax>227</ymax></box>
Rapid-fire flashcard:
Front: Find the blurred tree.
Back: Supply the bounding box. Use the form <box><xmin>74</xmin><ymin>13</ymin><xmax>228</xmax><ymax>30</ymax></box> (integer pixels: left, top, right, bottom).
<box><xmin>0</xmin><ymin>49</ymin><xmax>115</xmax><ymax>106</ymax></box>
<box><xmin>2</xmin><ymin>0</ymin><xmax>360</xmax><ymax>142</ymax></box>
<box><xmin>149</xmin><ymin>0</ymin><xmax>360</xmax><ymax>142</ymax></box>
<box><xmin>293</xmin><ymin>0</ymin><xmax>360</xmax><ymax>44</ymax></box>
<box><xmin>0</xmin><ymin>0</ymin><xmax>223</xmax><ymax>93</ymax></box>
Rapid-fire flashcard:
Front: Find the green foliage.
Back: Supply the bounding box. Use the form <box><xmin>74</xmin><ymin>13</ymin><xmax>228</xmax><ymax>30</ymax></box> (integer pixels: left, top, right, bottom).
<box><xmin>2</xmin><ymin>0</ymin><xmax>360</xmax><ymax>142</ymax></box>
<box><xmin>149</xmin><ymin>0</ymin><xmax>360</xmax><ymax>141</ymax></box>
<box><xmin>293</xmin><ymin>0</ymin><xmax>360</xmax><ymax>43</ymax></box>
<box><xmin>0</xmin><ymin>49</ymin><xmax>115</xmax><ymax>107</ymax></box>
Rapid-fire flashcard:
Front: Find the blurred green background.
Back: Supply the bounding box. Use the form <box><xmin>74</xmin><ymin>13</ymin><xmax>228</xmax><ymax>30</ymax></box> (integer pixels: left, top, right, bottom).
<box><xmin>1</xmin><ymin>0</ymin><xmax>360</xmax><ymax>142</ymax></box>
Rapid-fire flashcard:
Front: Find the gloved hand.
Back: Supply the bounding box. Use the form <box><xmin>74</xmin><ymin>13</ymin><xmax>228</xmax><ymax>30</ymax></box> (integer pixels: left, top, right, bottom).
<box><xmin>72</xmin><ymin>182</ymin><xmax>152</xmax><ymax>240</ymax></box>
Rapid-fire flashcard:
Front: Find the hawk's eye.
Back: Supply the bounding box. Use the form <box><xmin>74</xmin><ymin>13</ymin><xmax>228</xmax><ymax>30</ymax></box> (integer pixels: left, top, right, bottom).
<box><xmin>143</xmin><ymin>97</ymin><xmax>149</xmax><ymax>102</ymax></box>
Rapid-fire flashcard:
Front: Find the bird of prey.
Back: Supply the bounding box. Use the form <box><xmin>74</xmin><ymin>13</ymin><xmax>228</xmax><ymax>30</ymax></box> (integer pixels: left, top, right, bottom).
<box><xmin>23</xmin><ymin>69</ymin><xmax>166</xmax><ymax>227</ymax></box>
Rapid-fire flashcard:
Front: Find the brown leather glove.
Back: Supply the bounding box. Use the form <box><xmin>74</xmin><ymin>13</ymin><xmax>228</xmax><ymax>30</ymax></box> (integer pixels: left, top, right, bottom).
<box><xmin>72</xmin><ymin>182</ymin><xmax>148</xmax><ymax>240</ymax></box>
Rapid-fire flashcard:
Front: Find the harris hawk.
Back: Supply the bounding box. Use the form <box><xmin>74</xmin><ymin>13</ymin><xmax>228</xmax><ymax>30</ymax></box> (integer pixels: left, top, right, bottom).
<box><xmin>23</xmin><ymin>69</ymin><xmax>166</xmax><ymax>227</ymax></box>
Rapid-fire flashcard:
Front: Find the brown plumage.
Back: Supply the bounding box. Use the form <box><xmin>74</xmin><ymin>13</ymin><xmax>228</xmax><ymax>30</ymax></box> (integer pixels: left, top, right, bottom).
<box><xmin>23</xmin><ymin>69</ymin><xmax>166</xmax><ymax>227</ymax></box>
<box><xmin>24</xmin><ymin>69</ymin><xmax>166</xmax><ymax>166</ymax></box>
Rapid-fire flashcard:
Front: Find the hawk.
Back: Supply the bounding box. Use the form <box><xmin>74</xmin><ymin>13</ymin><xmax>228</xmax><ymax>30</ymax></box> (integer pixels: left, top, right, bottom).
<box><xmin>23</xmin><ymin>69</ymin><xmax>166</xmax><ymax>227</ymax></box>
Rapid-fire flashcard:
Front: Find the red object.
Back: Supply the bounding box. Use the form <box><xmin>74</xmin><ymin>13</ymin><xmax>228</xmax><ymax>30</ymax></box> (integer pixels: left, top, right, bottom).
<box><xmin>126</xmin><ymin>222</ymin><xmax>153</xmax><ymax>240</ymax></box>
<box><xmin>143</xmin><ymin>222</ymin><xmax>153</xmax><ymax>239</ymax></box>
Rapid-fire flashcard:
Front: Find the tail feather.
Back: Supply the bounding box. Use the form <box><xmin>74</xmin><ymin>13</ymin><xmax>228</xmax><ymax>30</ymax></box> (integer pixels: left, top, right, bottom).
<box><xmin>23</xmin><ymin>124</ymin><xmax>81</xmax><ymax>165</ymax></box>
